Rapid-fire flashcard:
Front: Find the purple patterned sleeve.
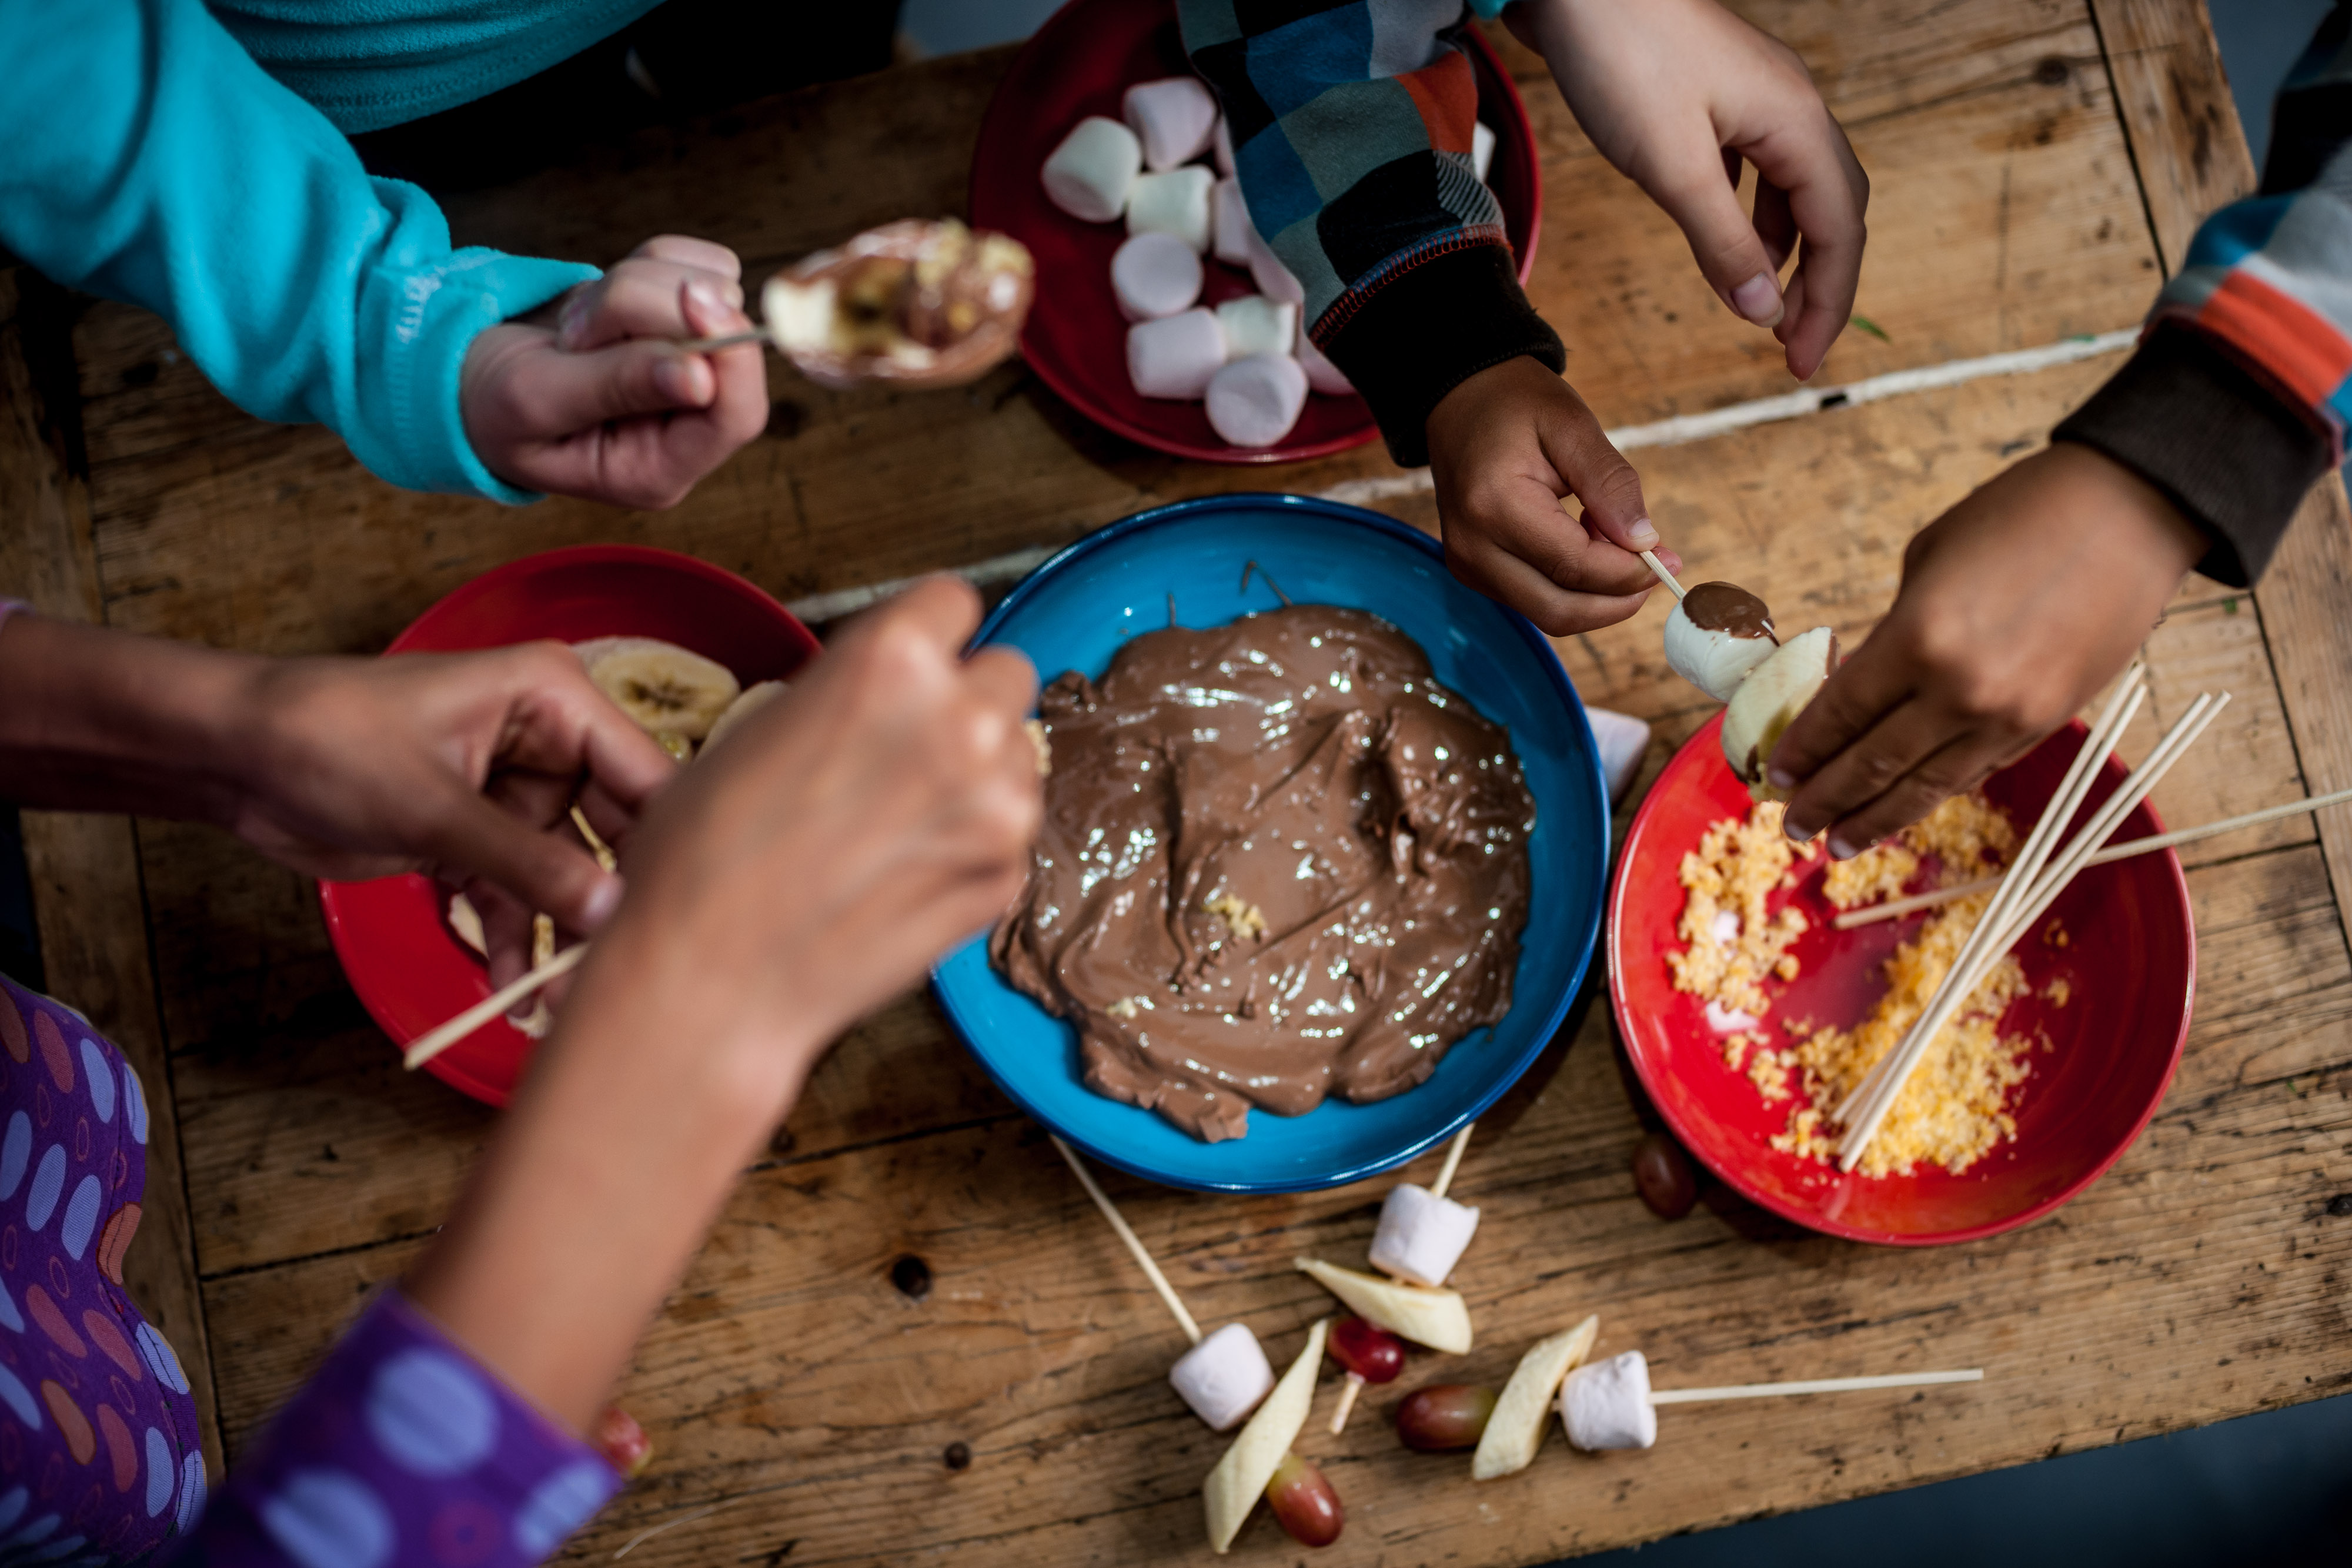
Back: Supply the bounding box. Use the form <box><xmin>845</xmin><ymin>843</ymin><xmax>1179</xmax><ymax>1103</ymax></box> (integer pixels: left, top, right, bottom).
<box><xmin>159</xmin><ymin>1290</ymin><xmax>620</xmax><ymax>1568</ymax></box>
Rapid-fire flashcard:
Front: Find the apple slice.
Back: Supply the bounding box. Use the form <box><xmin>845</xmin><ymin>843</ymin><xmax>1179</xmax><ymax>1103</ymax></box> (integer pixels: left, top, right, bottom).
<box><xmin>1470</xmin><ymin>1315</ymin><xmax>1599</xmax><ymax>1480</ymax></box>
<box><xmin>1719</xmin><ymin>625</ymin><xmax>1839</xmax><ymax>799</ymax></box>
<box><xmin>1294</xmin><ymin>1258</ymin><xmax>1473</xmax><ymax>1354</ymax></box>
<box><xmin>1205</xmin><ymin>1318</ymin><xmax>1327</xmax><ymax>1554</ymax></box>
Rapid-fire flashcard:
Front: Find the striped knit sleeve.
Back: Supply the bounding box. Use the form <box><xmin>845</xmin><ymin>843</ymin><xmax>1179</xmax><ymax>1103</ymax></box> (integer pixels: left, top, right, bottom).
<box><xmin>1178</xmin><ymin>0</ymin><xmax>1561</xmax><ymax>466</ymax></box>
<box><xmin>2053</xmin><ymin>4</ymin><xmax>2351</xmax><ymax>586</ymax></box>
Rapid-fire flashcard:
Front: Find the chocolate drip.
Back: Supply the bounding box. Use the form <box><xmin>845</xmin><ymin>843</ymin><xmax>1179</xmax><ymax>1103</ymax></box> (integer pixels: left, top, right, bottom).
<box><xmin>990</xmin><ymin>606</ymin><xmax>1536</xmax><ymax>1143</ymax></box>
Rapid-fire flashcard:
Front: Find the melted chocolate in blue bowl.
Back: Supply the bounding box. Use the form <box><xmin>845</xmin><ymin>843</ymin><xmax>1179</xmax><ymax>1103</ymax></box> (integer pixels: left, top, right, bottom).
<box><xmin>931</xmin><ymin>496</ymin><xmax>1611</xmax><ymax>1192</ymax></box>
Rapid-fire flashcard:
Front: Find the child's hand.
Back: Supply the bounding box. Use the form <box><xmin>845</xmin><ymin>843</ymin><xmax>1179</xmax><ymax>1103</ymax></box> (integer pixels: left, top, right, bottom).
<box><xmin>1424</xmin><ymin>356</ymin><xmax>1676</xmax><ymax>635</ymax></box>
<box><xmin>1509</xmin><ymin>0</ymin><xmax>1867</xmax><ymax>380</ymax></box>
<box><xmin>461</xmin><ymin>235</ymin><xmax>770</xmax><ymax>509</ymax></box>
<box><xmin>1772</xmin><ymin>444</ymin><xmax>2206</xmax><ymax>855</ymax></box>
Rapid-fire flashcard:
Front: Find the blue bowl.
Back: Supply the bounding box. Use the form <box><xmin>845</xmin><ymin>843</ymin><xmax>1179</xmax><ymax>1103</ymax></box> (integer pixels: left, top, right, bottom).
<box><xmin>933</xmin><ymin>495</ymin><xmax>1610</xmax><ymax>1191</ymax></box>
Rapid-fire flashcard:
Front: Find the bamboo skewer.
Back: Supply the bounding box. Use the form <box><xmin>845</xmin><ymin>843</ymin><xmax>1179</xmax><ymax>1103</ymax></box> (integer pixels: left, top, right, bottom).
<box><xmin>1050</xmin><ymin>1135</ymin><xmax>1201</xmax><ymax>1346</ymax></box>
<box><xmin>403</xmin><ymin>944</ymin><xmax>587</xmax><ymax>1071</ymax></box>
<box><xmin>1832</xmin><ymin>667</ymin><xmax>2147</xmax><ymax>1126</ymax></box>
<box><xmin>1836</xmin><ymin>691</ymin><xmax>2228</xmax><ymax>1171</ymax></box>
<box><xmin>1833</xmin><ymin>783</ymin><xmax>2352</xmax><ymax>930</ymax></box>
<box><xmin>1431</xmin><ymin>1124</ymin><xmax>1475</xmax><ymax>1200</ymax></box>
<box><xmin>1649</xmin><ymin>1369</ymin><xmax>1983</xmax><ymax>1405</ymax></box>
<box><xmin>1639</xmin><ymin>550</ymin><xmax>1686</xmax><ymax>600</ymax></box>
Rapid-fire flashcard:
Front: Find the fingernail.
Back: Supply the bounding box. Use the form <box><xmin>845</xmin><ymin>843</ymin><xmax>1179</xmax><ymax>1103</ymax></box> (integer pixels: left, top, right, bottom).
<box><xmin>1828</xmin><ymin>835</ymin><xmax>1860</xmax><ymax>861</ymax></box>
<box><xmin>581</xmin><ymin>874</ymin><xmax>623</xmax><ymax>929</ymax></box>
<box><xmin>686</xmin><ymin>279</ymin><xmax>729</xmax><ymax>330</ymax></box>
<box><xmin>654</xmin><ymin>356</ymin><xmax>709</xmax><ymax>405</ymax></box>
<box><xmin>1628</xmin><ymin>516</ymin><xmax>1660</xmax><ymax>549</ymax></box>
<box><xmin>1766</xmin><ymin>765</ymin><xmax>1797</xmax><ymax>790</ymax></box>
<box><xmin>1732</xmin><ymin>272</ymin><xmax>1785</xmax><ymax>328</ymax></box>
<box><xmin>557</xmin><ymin>293</ymin><xmax>590</xmax><ymax>349</ymax></box>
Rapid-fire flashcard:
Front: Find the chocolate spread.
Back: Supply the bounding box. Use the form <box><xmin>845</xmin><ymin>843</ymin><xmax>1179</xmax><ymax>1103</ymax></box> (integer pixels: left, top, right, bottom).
<box><xmin>989</xmin><ymin>606</ymin><xmax>1536</xmax><ymax>1142</ymax></box>
<box><xmin>1682</xmin><ymin>581</ymin><xmax>1776</xmax><ymax>641</ymax></box>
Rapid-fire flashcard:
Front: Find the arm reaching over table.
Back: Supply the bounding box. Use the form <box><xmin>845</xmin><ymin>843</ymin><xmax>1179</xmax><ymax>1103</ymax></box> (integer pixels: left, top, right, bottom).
<box><xmin>1771</xmin><ymin>5</ymin><xmax>2352</xmax><ymax>854</ymax></box>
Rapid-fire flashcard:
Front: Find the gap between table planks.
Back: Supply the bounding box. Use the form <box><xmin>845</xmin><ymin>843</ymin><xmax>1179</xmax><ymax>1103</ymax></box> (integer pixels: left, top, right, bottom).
<box><xmin>1</xmin><ymin>0</ymin><xmax>2347</xmax><ymax>1563</ymax></box>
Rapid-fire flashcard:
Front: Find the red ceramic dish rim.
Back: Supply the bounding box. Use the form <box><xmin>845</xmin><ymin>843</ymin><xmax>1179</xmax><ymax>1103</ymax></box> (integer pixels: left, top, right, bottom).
<box><xmin>975</xmin><ymin>14</ymin><xmax>1542</xmax><ymax>466</ymax></box>
<box><xmin>317</xmin><ymin>543</ymin><xmax>819</xmax><ymax>1107</ymax></box>
<box><xmin>1606</xmin><ymin>717</ymin><xmax>2197</xmax><ymax>1246</ymax></box>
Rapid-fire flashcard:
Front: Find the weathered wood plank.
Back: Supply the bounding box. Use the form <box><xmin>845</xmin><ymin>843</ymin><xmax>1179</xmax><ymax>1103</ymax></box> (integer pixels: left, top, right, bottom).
<box><xmin>0</xmin><ymin>268</ymin><xmax>225</xmax><ymax>1474</ymax></box>
<box><xmin>196</xmin><ymin>838</ymin><xmax>2352</xmax><ymax>1566</ymax></box>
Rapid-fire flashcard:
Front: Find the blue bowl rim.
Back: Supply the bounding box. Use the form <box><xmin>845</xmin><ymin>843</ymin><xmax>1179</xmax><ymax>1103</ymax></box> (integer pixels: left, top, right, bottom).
<box><xmin>930</xmin><ymin>492</ymin><xmax>1611</xmax><ymax>1191</ymax></box>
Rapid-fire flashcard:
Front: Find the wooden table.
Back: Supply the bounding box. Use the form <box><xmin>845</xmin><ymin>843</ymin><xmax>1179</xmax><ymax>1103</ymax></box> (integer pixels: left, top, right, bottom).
<box><xmin>5</xmin><ymin>2</ymin><xmax>2350</xmax><ymax>1562</ymax></box>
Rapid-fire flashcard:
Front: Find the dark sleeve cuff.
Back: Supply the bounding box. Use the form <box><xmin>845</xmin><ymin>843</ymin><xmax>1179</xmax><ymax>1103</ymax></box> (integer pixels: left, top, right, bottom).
<box><xmin>2051</xmin><ymin>324</ymin><xmax>2335</xmax><ymax>587</ymax></box>
<box><xmin>1317</xmin><ymin>242</ymin><xmax>1563</xmax><ymax>469</ymax></box>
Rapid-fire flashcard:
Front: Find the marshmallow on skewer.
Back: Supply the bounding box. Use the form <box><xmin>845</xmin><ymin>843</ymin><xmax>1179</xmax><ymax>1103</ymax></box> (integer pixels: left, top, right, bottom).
<box><xmin>1663</xmin><ymin>581</ymin><xmax>1779</xmax><ymax>703</ymax></box>
<box><xmin>1245</xmin><ymin>224</ymin><xmax>1306</xmax><ymax>304</ymax></box>
<box><xmin>1215</xmin><ymin>294</ymin><xmax>1296</xmax><ymax>358</ymax></box>
<box><xmin>1128</xmin><ymin>308</ymin><xmax>1228</xmax><ymax>399</ymax></box>
<box><xmin>1212</xmin><ymin>177</ymin><xmax>1254</xmax><ymax>265</ymax></box>
<box><xmin>1124</xmin><ymin>77</ymin><xmax>1220</xmax><ymax>171</ymax></box>
<box><xmin>1128</xmin><ymin>166</ymin><xmax>1215</xmax><ymax>252</ymax></box>
<box><xmin>1213</xmin><ymin>116</ymin><xmax>1237</xmax><ymax>176</ymax></box>
<box><xmin>1295</xmin><ymin>333</ymin><xmax>1354</xmax><ymax>396</ymax></box>
<box><xmin>1561</xmin><ymin>1350</ymin><xmax>1658</xmax><ymax>1450</ymax></box>
<box><xmin>1368</xmin><ymin>1182</ymin><xmax>1481</xmax><ymax>1288</ymax></box>
<box><xmin>1205</xmin><ymin>354</ymin><xmax>1308</xmax><ymax>447</ymax></box>
<box><xmin>1168</xmin><ymin>1322</ymin><xmax>1277</xmax><ymax>1432</ymax></box>
<box><xmin>1472</xmin><ymin>121</ymin><xmax>1496</xmax><ymax>183</ymax></box>
<box><xmin>1111</xmin><ymin>231</ymin><xmax>1204</xmax><ymax>321</ymax></box>
<box><xmin>1042</xmin><ymin>116</ymin><xmax>1144</xmax><ymax>223</ymax></box>
<box><xmin>1586</xmin><ymin>707</ymin><xmax>1654</xmax><ymax>805</ymax></box>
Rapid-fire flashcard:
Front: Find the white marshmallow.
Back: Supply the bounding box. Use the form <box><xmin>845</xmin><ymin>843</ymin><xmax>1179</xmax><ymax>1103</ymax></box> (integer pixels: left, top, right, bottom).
<box><xmin>1215</xmin><ymin>295</ymin><xmax>1297</xmax><ymax>359</ymax></box>
<box><xmin>1042</xmin><ymin>116</ymin><xmax>1143</xmax><ymax>223</ymax></box>
<box><xmin>1663</xmin><ymin>599</ymin><xmax>1779</xmax><ymax>704</ymax></box>
<box><xmin>1368</xmin><ymin>1182</ymin><xmax>1481</xmax><ymax>1288</ymax></box>
<box><xmin>1213</xmin><ymin>115</ymin><xmax>1236</xmax><ymax>176</ymax></box>
<box><xmin>1169</xmin><ymin>1322</ymin><xmax>1277</xmax><ymax>1431</ymax></box>
<box><xmin>1205</xmin><ymin>353</ymin><xmax>1308</xmax><ymax>447</ymax></box>
<box><xmin>1111</xmin><ymin>231</ymin><xmax>1204</xmax><ymax>322</ymax></box>
<box><xmin>1473</xmin><ymin>120</ymin><xmax>1496</xmax><ymax>183</ymax></box>
<box><xmin>1245</xmin><ymin>223</ymin><xmax>1305</xmax><ymax>303</ymax></box>
<box><xmin>1127</xmin><ymin>166</ymin><xmax>1215</xmax><ymax>252</ymax></box>
<box><xmin>1124</xmin><ymin>77</ymin><xmax>1220</xmax><ymax>172</ymax></box>
<box><xmin>1294</xmin><ymin>333</ymin><xmax>1353</xmax><ymax>396</ymax></box>
<box><xmin>1561</xmin><ymin>1350</ymin><xmax>1657</xmax><ymax>1450</ymax></box>
<box><xmin>1212</xmin><ymin>177</ymin><xmax>1254</xmax><ymax>266</ymax></box>
<box><xmin>1585</xmin><ymin>707</ymin><xmax>1653</xmax><ymax>804</ymax></box>
<box><xmin>1128</xmin><ymin>308</ymin><xmax>1227</xmax><ymax>399</ymax></box>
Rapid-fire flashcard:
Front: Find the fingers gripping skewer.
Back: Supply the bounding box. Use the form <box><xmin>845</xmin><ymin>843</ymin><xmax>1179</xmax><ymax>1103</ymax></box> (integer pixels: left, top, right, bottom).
<box><xmin>1639</xmin><ymin>551</ymin><xmax>1686</xmax><ymax>600</ymax></box>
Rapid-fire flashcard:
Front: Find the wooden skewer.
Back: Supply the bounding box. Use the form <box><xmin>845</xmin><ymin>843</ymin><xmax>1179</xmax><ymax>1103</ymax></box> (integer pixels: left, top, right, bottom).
<box><xmin>403</xmin><ymin>944</ymin><xmax>587</xmax><ymax>1071</ymax></box>
<box><xmin>1050</xmin><ymin>1135</ymin><xmax>1201</xmax><ymax>1346</ymax></box>
<box><xmin>1836</xmin><ymin>692</ymin><xmax>2226</xmax><ymax>1171</ymax></box>
<box><xmin>1639</xmin><ymin>550</ymin><xmax>1686</xmax><ymax>600</ymax></box>
<box><xmin>1833</xmin><ymin>782</ymin><xmax>2352</xmax><ymax>930</ymax></box>
<box><xmin>678</xmin><ymin>327</ymin><xmax>769</xmax><ymax>352</ymax></box>
<box><xmin>1832</xmin><ymin>667</ymin><xmax>2146</xmax><ymax>1126</ymax></box>
<box><xmin>1649</xmin><ymin>1369</ymin><xmax>1983</xmax><ymax>1405</ymax></box>
<box><xmin>1431</xmin><ymin>1123</ymin><xmax>1475</xmax><ymax>1200</ymax></box>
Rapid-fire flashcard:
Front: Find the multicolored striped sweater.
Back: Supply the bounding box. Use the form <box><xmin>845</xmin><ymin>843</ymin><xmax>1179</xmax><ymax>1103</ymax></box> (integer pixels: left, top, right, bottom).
<box><xmin>1191</xmin><ymin>0</ymin><xmax>2349</xmax><ymax>584</ymax></box>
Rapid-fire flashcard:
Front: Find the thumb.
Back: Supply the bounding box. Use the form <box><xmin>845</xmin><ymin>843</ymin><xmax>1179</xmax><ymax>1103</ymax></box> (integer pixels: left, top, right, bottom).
<box><xmin>422</xmin><ymin>785</ymin><xmax>626</xmax><ymax>941</ymax></box>
<box><xmin>1648</xmin><ymin>152</ymin><xmax>1786</xmax><ymax>329</ymax></box>
<box><xmin>511</xmin><ymin>339</ymin><xmax>719</xmax><ymax>437</ymax></box>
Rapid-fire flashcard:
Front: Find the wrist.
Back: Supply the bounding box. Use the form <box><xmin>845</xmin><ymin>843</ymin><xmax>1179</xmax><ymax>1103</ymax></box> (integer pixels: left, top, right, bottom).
<box><xmin>2036</xmin><ymin>442</ymin><xmax>2206</xmax><ymax>580</ymax></box>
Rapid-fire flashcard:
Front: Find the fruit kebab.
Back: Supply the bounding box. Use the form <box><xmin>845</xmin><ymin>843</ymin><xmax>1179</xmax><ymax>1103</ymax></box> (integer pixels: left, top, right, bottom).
<box><xmin>1642</xmin><ymin>557</ymin><xmax>1840</xmax><ymax>802</ymax></box>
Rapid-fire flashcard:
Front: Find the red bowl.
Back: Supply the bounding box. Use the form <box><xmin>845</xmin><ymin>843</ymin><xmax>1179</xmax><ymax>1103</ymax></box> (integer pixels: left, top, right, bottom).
<box><xmin>1609</xmin><ymin>716</ymin><xmax>2195</xmax><ymax>1245</ymax></box>
<box><xmin>969</xmin><ymin>0</ymin><xmax>1541</xmax><ymax>464</ymax></box>
<box><xmin>318</xmin><ymin>546</ymin><xmax>820</xmax><ymax>1107</ymax></box>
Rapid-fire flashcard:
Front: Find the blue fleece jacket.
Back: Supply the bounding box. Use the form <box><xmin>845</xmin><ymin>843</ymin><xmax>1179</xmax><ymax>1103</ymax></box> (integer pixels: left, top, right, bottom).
<box><xmin>0</xmin><ymin>0</ymin><xmax>662</xmax><ymax>501</ymax></box>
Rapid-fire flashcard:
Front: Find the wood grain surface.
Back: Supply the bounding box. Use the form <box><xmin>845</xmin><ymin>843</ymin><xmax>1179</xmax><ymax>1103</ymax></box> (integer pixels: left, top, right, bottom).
<box><xmin>3</xmin><ymin>1</ymin><xmax>2347</xmax><ymax>1564</ymax></box>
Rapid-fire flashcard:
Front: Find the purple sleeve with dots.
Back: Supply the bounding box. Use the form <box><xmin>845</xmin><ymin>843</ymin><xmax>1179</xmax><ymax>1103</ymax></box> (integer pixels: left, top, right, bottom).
<box><xmin>158</xmin><ymin>1290</ymin><xmax>620</xmax><ymax>1568</ymax></box>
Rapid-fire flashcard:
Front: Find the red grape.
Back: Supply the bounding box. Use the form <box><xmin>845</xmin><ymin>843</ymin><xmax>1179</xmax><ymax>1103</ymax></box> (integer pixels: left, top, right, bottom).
<box><xmin>1266</xmin><ymin>1453</ymin><xmax>1344</xmax><ymax>1547</ymax></box>
<box><xmin>1329</xmin><ymin>1317</ymin><xmax>1405</xmax><ymax>1383</ymax></box>
<box><xmin>1395</xmin><ymin>1383</ymin><xmax>1497</xmax><ymax>1451</ymax></box>
<box><xmin>1632</xmin><ymin>1131</ymin><xmax>1698</xmax><ymax>1219</ymax></box>
<box><xmin>592</xmin><ymin>1405</ymin><xmax>654</xmax><ymax>1478</ymax></box>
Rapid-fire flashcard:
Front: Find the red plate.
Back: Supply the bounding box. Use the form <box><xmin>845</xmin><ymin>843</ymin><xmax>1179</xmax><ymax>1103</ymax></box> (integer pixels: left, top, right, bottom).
<box><xmin>318</xmin><ymin>546</ymin><xmax>820</xmax><ymax>1108</ymax></box>
<box><xmin>969</xmin><ymin>0</ymin><xmax>1542</xmax><ymax>464</ymax></box>
<box><xmin>1609</xmin><ymin>716</ymin><xmax>2195</xmax><ymax>1245</ymax></box>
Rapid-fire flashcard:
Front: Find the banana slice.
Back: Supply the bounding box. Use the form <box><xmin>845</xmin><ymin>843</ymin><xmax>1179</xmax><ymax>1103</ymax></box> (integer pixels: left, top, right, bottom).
<box><xmin>704</xmin><ymin>680</ymin><xmax>788</xmax><ymax>752</ymax></box>
<box><xmin>574</xmin><ymin>637</ymin><xmax>741</xmax><ymax>740</ymax></box>
<box><xmin>446</xmin><ymin>892</ymin><xmax>487</xmax><ymax>956</ymax></box>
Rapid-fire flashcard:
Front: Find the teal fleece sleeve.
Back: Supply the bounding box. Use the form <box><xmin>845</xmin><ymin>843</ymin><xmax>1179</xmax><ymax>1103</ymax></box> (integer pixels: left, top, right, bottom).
<box><xmin>0</xmin><ymin>0</ymin><xmax>599</xmax><ymax>502</ymax></box>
